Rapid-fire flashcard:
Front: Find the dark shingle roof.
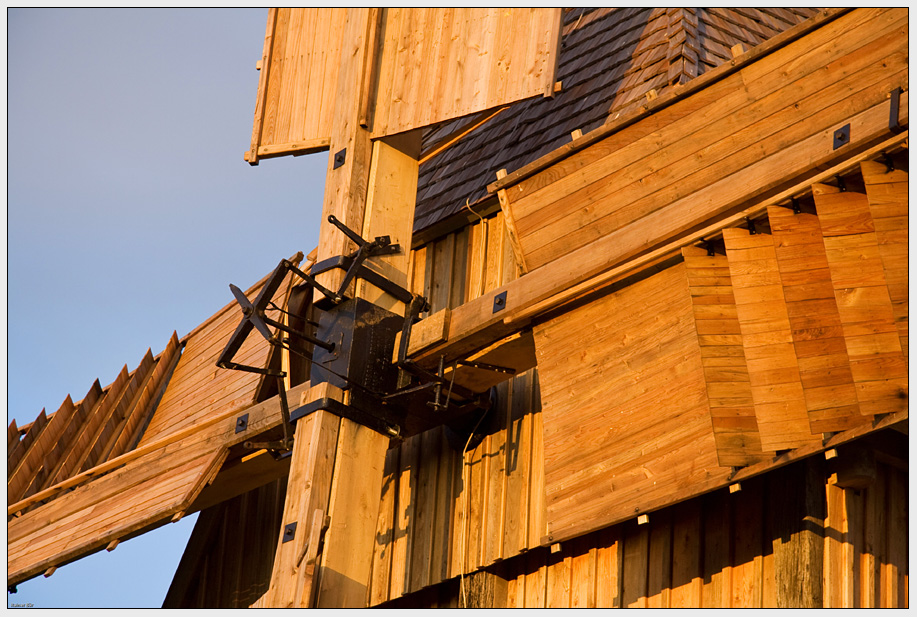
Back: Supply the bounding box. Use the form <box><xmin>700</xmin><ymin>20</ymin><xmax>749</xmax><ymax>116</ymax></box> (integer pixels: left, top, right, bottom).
<box><xmin>413</xmin><ymin>7</ymin><xmax>820</xmax><ymax>237</ymax></box>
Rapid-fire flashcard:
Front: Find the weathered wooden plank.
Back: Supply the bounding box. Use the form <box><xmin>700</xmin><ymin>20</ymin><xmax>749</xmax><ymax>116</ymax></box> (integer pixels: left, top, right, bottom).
<box><xmin>482</xmin><ymin>380</ymin><xmax>509</xmax><ymax>566</ymax></box>
<box><xmin>368</xmin><ymin>446</ymin><xmax>399</xmax><ymax>605</ymax></box>
<box><xmin>570</xmin><ymin>538</ymin><xmax>597</xmax><ymax>608</ymax></box>
<box><xmin>622</xmin><ymin>522</ymin><xmax>650</xmax><ymax>608</ymax></box>
<box><xmin>502</xmin><ymin>371</ymin><xmax>532</xmax><ymax>558</ymax></box>
<box><xmin>408</xmin><ymin>428</ymin><xmax>439</xmax><ymax>592</ymax></box>
<box><xmin>702</xmin><ymin>489</ymin><xmax>731</xmax><ymax>607</ymax></box>
<box><xmin>731</xmin><ymin>479</ymin><xmax>764</xmax><ymax>607</ymax></box>
<box><xmin>824</xmin><ymin>482</ymin><xmax>852</xmax><ymax>607</ymax></box>
<box><xmin>429</xmin><ymin>428</ymin><xmax>454</xmax><ymax>585</ymax></box>
<box><xmin>390</xmin><ymin>434</ymin><xmax>419</xmax><ymax>599</ymax></box>
<box><xmin>646</xmin><ymin>510</ymin><xmax>672</xmax><ymax>608</ymax></box>
<box><xmin>724</xmin><ymin>228</ymin><xmax>820</xmax><ymax>451</ymax></box>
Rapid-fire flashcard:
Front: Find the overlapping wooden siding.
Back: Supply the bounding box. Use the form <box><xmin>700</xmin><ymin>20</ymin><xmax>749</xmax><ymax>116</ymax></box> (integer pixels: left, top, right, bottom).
<box><xmin>498</xmin><ymin>8</ymin><xmax>907</xmax><ymax>272</ymax></box>
<box><xmin>812</xmin><ymin>182</ymin><xmax>908</xmax><ymax>417</ymax></box>
<box><xmin>380</xmin><ymin>450</ymin><xmax>907</xmax><ymax>608</ymax></box>
<box><xmin>860</xmin><ymin>157</ymin><xmax>908</xmax><ymax>360</ymax></box>
<box><xmin>533</xmin><ymin>263</ymin><xmax>730</xmax><ymax>542</ymax></box>
<box><xmin>139</xmin><ymin>270</ymin><xmax>296</xmax><ymax>446</ymax></box>
<box><xmin>7</xmin><ymin>331</ymin><xmax>181</xmax><ymax>507</ymax></box>
<box><xmin>164</xmin><ymin>477</ymin><xmax>288</xmax><ymax>608</ymax></box>
<box><xmin>722</xmin><ymin>227</ymin><xmax>821</xmax><ymax>451</ymax></box>
<box><xmin>682</xmin><ymin>245</ymin><xmax>764</xmax><ymax>467</ymax></box>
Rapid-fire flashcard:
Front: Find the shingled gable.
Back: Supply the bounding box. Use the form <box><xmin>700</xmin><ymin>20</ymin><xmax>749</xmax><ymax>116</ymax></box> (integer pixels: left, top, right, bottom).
<box><xmin>413</xmin><ymin>7</ymin><xmax>820</xmax><ymax>241</ymax></box>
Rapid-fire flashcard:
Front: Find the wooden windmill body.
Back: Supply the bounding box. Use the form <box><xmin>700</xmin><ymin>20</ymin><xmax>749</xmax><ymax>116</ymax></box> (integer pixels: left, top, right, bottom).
<box><xmin>8</xmin><ymin>8</ymin><xmax>908</xmax><ymax>608</ymax></box>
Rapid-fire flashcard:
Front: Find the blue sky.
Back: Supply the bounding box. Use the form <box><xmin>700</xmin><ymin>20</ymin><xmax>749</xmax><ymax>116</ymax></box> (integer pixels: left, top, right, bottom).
<box><xmin>8</xmin><ymin>8</ymin><xmax>328</xmax><ymax>607</ymax></box>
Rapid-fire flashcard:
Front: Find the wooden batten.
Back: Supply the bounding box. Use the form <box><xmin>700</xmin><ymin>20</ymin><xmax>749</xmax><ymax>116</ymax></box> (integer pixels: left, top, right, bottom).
<box><xmin>722</xmin><ymin>227</ymin><xmax>820</xmax><ymax>452</ymax></box>
<box><xmin>812</xmin><ymin>183</ymin><xmax>908</xmax><ymax>417</ymax></box>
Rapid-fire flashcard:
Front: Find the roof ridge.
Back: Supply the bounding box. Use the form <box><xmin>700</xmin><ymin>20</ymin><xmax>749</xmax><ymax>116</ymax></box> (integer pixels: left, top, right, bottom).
<box><xmin>665</xmin><ymin>7</ymin><xmax>700</xmax><ymax>86</ymax></box>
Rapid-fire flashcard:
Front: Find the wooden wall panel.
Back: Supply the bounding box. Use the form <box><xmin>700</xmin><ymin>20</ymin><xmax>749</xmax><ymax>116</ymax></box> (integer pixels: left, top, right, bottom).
<box><xmin>371</xmin><ymin>8</ymin><xmax>561</xmax><ymax>138</ymax></box>
<box><xmin>499</xmin><ymin>8</ymin><xmax>907</xmax><ymax>272</ymax></box>
<box><xmin>379</xmin><ymin>449</ymin><xmax>906</xmax><ymax>608</ymax></box>
<box><xmin>813</xmin><ymin>184</ymin><xmax>908</xmax><ymax>417</ymax></box>
<box><xmin>723</xmin><ymin>228</ymin><xmax>820</xmax><ymax>451</ymax></box>
<box><xmin>533</xmin><ymin>264</ymin><xmax>728</xmax><ymax>540</ymax></box>
<box><xmin>247</xmin><ymin>8</ymin><xmax>560</xmax><ymax>161</ymax></box>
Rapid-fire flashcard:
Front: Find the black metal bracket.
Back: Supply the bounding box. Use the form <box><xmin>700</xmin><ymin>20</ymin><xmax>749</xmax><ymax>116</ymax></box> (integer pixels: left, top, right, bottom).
<box><xmin>833</xmin><ymin>124</ymin><xmax>850</xmax><ymax>150</ymax></box>
<box><xmin>882</xmin><ymin>151</ymin><xmax>896</xmax><ymax>173</ymax></box>
<box><xmin>836</xmin><ymin>174</ymin><xmax>847</xmax><ymax>192</ymax></box>
<box><xmin>457</xmin><ymin>359</ymin><xmax>517</xmax><ymax>375</ymax></box>
<box><xmin>791</xmin><ymin>196</ymin><xmax>801</xmax><ymax>215</ymax></box>
<box><xmin>235</xmin><ymin>413</ymin><xmax>249</xmax><ymax>434</ymax></box>
<box><xmin>745</xmin><ymin>217</ymin><xmax>757</xmax><ymax>235</ymax></box>
<box><xmin>282</xmin><ymin>521</ymin><xmax>298</xmax><ymax>543</ymax></box>
<box><xmin>493</xmin><ymin>291</ymin><xmax>508</xmax><ymax>313</ymax></box>
<box><xmin>700</xmin><ymin>237</ymin><xmax>723</xmax><ymax>257</ymax></box>
<box><xmin>889</xmin><ymin>87</ymin><xmax>903</xmax><ymax>134</ymax></box>
<box><xmin>333</xmin><ymin>148</ymin><xmax>347</xmax><ymax>169</ymax></box>
<box><xmin>290</xmin><ymin>397</ymin><xmax>401</xmax><ymax>438</ymax></box>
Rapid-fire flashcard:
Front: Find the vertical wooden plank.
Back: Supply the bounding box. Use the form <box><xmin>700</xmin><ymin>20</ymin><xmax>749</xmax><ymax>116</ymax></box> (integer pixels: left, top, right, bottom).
<box><xmin>450</xmin><ymin>226</ymin><xmax>470</xmax><ymax>309</ymax></box>
<box><xmin>670</xmin><ymin>499</ymin><xmax>703</xmax><ymax>607</ymax></box>
<box><xmin>622</xmin><ymin>522</ymin><xmax>650</xmax><ymax>608</ymax></box>
<box><xmin>570</xmin><ymin>538</ymin><xmax>597</xmax><ymax>608</ymax></box>
<box><xmin>428</xmin><ymin>235</ymin><xmax>455</xmax><ymax>314</ymax></box>
<box><xmin>408</xmin><ymin>429</ymin><xmax>439</xmax><ymax>592</ymax></box>
<box><xmin>769</xmin><ymin>458</ymin><xmax>825</xmax><ymax>608</ymax></box>
<box><xmin>702</xmin><ymin>489</ymin><xmax>731</xmax><ymax>607</ymax></box>
<box><xmin>390</xmin><ymin>435</ymin><xmax>419</xmax><ymax>599</ymax></box>
<box><xmin>527</xmin><ymin>371</ymin><xmax>547</xmax><ymax>551</ymax></box>
<box><xmin>683</xmin><ymin>245</ymin><xmax>764</xmax><ymax>466</ymax></box>
<box><xmin>724</xmin><ymin>227</ymin><xmax>820</xmax><ymax>451</ymax></box>
<box><xmin>731</xmin><ymin>479</ymin><xmax>764</xmax><ymax>607</ymax></box>
<box><xmin>429</xmin><ymin>427</ymin><xmax>454</xmax><ymax>586</ymax></box>
<box><xmin>884</xmin><ymin>466</ymin><xmax>907</xmax><ymax>608</ymax></box>
<box><xmin>595</xmin><ymin>526</ymin><xmax>623</xmax><ymax>608</ymax></box>
<box><xmin>7</xmin><ymin>420</ymin><xmax>20</xmax><ymax>454</ymax></box>
<box><xmin>502</xmin><ymin>371</ymin><xmax>532</xmax><ymax>558</ymax></box>
<box><xmin>523</xmin><ymin>549</ymin><xmax>547</xmax><ymax>608</ymax></box>
<box><xmin>860</xmin><ymin>159</ymin><xmax>908</xmax><ymax>360</ymax></box>
<box><xmin>845</xmin><ymin>486</ymin><xmax>865</xmax><ymax>608</ymax></box>
<box><xmin>861</xmin><ymin>462</ymin><xmax>884</xmax><ymax>607</ymax></box>
<box><xmin>369</xmin><ymin>446</ymin><xmax>399</xmax><ymax>605</ymax></box>
<box><xmin>246</xmin><ymin>8</ymin><xmax>279</xmax><ymax>163</ymax></box>
<box><xmin>483</xmin><ymin>213</ymin><xmax>506</xmax><ymax>294</ymax></box>
<box><xmin>546</xmin><ymin>549</ymin><xmax>572</xmax><ymax>608</ymax></box>
<box><xmin>464</xmin><ymin>426</ymin><xmax>487</xmax><ymax>573</ymax></box>
<box><xmin>646</xmin><ymin>509</ymin><xmax>673</xmax><ymax>608</ymax></box>
<box><xmin>813</xmin><ymin>183</ymin><xmax>907</xmax><ymax>417</ymax></box>
<box><xmin>768</xmin><ymin>204</ymin><xmax>866</xmax><ymax>433</ymax></box>
<box><xmin>824</xmin><ymin>482</ymin><xmax>848</xmax><ymax>607</ymax></box>
<box><xmin>465</xmin><ymin>217</ymin><xmax>488</xmax><ymax>303</ymax></box>
<box><xmin>263</xmin><ymin>408</ymin><xmax>341</xmax><ymax>608</ymax></box>
<box><xmin>483</xmin><ymin>380</ymin><xmax>509</xmax><ymax>566</ymax></box>
<box><xmin>8</xmin><ymin>411</ymin><xmax>47</xmax><ymax>477</ymax></box>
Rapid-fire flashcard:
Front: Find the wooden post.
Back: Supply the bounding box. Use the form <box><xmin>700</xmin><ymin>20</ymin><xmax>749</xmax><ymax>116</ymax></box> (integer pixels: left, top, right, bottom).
<box><xmin>265</xmin><ymin>7</ymin><xmax>423</xmax><ymax>608</ymax></box>
<box><xmin>768</xmin><ymin>456</ymin><xmax>826</xmax><ymax>607</ymax></box>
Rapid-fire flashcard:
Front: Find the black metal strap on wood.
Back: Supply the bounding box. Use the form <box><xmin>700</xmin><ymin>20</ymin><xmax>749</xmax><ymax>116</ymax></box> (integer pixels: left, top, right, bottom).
<box><xmin>289</xmin><ymin>397</ymin><xmax>401</xmax><ymax>438</ymax></box>
<box><xmin>889</xmin><ymin>87</ymin><xmax>904</xmax><ymax>134</ymax></box>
